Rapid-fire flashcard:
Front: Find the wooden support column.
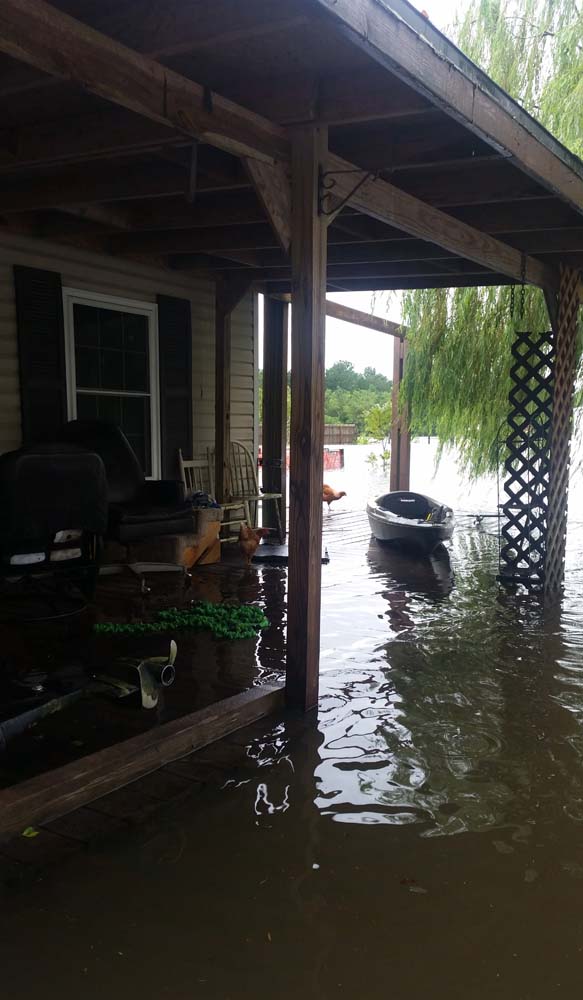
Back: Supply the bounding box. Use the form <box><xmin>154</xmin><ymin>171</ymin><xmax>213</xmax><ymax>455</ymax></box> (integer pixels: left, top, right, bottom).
<box><xmin>545</xmin><ymin>265</ymin><xmax>581</xmax><ymax>594</ymax></box>
<box><xmin>262</xmin><ymin>296</ymin><xmax>289</xmax><ymax>537</ymax></box>
<box><xmin>287</xmin><ymin>125</ymin><xmax>328</xmax><ymax>712</ymax></box>
<box><xmin>390</xmin><ymin>337</ymin><xmax>411</xmax><ymax>492</ymax></box>
<box><xmin>215</xmin><ymin>277</ymin><xmax>252</xmax><ymax>503</ymax></box>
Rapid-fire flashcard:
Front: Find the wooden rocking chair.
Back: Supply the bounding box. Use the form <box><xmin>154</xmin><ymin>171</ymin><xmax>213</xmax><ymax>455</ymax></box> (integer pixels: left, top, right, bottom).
<box><xmin>208</xmin><ymin>440</ymin><xmax>285</xmax><ymax>544</ymax></box>
<box><xmin>228</xmin><ymin>440</ymin><xmax>284</xmax><ymax>543</ymax></box>
<box><xmin>178</xmin><ymin>447</ymin><xmax>259</xmax><ymax>543</ymax></box>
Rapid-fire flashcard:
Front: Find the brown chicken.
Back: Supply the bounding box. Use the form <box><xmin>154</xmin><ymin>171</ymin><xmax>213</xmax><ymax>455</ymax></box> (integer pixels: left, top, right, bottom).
<box><xmin>238</xmin><ymin>523</ymin><xmax>271</xmax><ymax>565</ymax></box>
<box><xmin>322</xmin><ymin>484</ymin><xmax>347</xmax><ymax>510</ymax></box>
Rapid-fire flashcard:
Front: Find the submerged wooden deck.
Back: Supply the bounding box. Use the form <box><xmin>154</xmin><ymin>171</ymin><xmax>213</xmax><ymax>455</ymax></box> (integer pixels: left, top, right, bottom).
<box><xmin>0</xmin><ymin>707</ymin><xmax>303</xmax><ymax>887</ymax></box>
<box><xmin>0</xmin><ymin>507</ymin><xmax>363</xmax><ymax>881</ymax></box>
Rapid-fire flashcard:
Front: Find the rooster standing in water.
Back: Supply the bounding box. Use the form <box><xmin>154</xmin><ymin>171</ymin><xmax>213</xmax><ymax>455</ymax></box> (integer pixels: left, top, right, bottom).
<box><xmin>322</xmin><ymin>484</ymin><xmax>346</xmax><ymax>511</ymax></box>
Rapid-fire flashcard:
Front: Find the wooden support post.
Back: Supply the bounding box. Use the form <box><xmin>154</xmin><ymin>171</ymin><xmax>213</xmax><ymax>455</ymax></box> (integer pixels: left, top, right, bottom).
<box><xmin>215</xmin><ymin>277</ymin><xmax>252</xmax><ymax>504</ymax></box>
<box><xmin>262</xmin><ymin>296</ymin><xmax>289</xmax><ymax>538</ymax></box>
<box><xmin>287</xmin><ymin>125</ymin><xmax>328</xmax><ymax>712</ymax></box>
<box><xmin>390</xmin><ymin>337</ymin><xmax>411</xmax><ymax>492</ymax></box>
<box><xmin>545</xmin><ymin>265</ymin><xmax>581</xmax><ymax>594</ymax></box>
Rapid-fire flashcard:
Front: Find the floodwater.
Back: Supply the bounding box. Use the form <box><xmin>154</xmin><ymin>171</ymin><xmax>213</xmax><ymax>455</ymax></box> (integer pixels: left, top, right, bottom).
<box><xmin>3</xmin><ymin>441</ymin><xmax>583</xmax><ymax>999</ymax></box>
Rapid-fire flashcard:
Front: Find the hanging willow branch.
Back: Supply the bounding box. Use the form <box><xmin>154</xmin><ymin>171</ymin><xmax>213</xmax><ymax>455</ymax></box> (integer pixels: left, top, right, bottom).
<box><xmin>398</xmin><ymin>0</ymin><xmax>583</xmax><ymax>479</ymax></box>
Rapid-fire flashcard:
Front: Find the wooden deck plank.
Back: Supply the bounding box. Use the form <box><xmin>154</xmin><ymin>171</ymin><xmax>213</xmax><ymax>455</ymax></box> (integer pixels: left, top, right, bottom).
<box><xmin>0</xmin><ymin>827</ymin><xmax>80</xmax><ymax>867</ymax></box>
<box><xmin>0</xmin><ymin>684</ymin><xmax>285</xmax><ymax>838</ymax></box>
<box><xmin>42</xmin><ymin>807</ymin><xmax>128</xmax><ymax>843</ymax></box>
<box><xmin>85</xmin><ymin>783</ymin><xmax>166</xmax><ymax>822</ymax></box>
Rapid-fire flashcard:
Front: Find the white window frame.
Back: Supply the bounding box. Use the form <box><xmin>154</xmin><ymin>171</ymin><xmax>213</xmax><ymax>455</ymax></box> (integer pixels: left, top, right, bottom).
<box><xmin>62</xmin><ymin>287</ymin><xmax>161</xmax><ymax>479</ymax></box>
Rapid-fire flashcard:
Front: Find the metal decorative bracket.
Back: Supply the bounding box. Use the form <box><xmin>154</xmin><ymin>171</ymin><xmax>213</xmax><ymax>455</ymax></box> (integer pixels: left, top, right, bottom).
<box><xmin>318</xmin><ymin>165</ymin><xmax>376</xmax><ymax>217</ymax></box>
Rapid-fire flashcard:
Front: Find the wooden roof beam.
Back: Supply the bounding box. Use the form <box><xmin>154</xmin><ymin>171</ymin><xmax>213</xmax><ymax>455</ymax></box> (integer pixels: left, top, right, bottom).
<box><xmin>0</xmin><ymin>1</ymin><xmax>566</xmax><ymax>290</ymax></box>
<box><xmin>329</xmin><ymin>154</ymin><xmax>557</xmax><ymax>290</ymax></box>
<box><xmin>325</xmin><ymin>300</ymin><xmax>405</xmax><ymax>338</ymax></box>
<box><xmin>0</xmin><ymin>0</ymin><xmax>288</xmax><ymax>163</ymax></box>
<box><xmin>0</xmin><ymin>1</ymin><xmax>311</xmax><ymax>97</ymax></box>
<box><xmin>313</xmin><ymin>0</ymin><xmax>583</xmax><ymax>214</ymax></box>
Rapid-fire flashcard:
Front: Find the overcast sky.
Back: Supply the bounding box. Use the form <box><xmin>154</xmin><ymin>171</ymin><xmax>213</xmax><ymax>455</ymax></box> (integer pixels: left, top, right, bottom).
<box><xmin>259</xmin><ymin>0</ymin><xmax>469</xmax><ymax>378</ymax></box>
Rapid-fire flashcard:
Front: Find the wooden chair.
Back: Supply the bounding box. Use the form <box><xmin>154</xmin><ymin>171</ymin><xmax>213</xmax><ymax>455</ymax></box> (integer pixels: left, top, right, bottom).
<box><xmin>210</xmin><ymin>440</ymin><xmax>284</xmax><ymax>544</ymax></box>
<box><xmin>178</xmin><ymin>449</ymin><xmax>212</xmax><ymax>495</ymax></box>
<box><xmin>179</xmin><ymin>447</ymin><xmax>251</xmax><ymax>543</ymax></box>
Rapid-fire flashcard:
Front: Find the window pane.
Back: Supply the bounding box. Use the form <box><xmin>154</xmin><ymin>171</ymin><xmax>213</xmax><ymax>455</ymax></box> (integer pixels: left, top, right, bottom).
<box><xmin>74</xmin><ymin>304</ymin><xmax>99</xmax><ymax>347</ymax></box>
<box><xmin>100</xmin><ymin>349</ymin><xmax>124</xmax><ymax>390</ymax></box>
<box><xmin>72</xmin><ymin>303</ymin><xmax>153</xmax><ymax>476</ymax></box>
<box><xmin>99</xmin><ymin>308</ymin><xmax>124</xmax><ymax>350</ymax></box>
<box><xmin>97</xmin><ymin>394</ymin><xmax>122</xmax><ymax>426</ymax></box>
<box><xmin>75</xmin><ymin>346</ymin><xmax>100</xmax><ymax>389</ymax></box>
<box><xmin>124</xmin><ymin>351</ymin><xmax>148</xmax><ymax>392</ymax></box>
<box><xmin>123</xmin><ymin>397</ymin><xmax>151</xmax><ymax>475</ymax></box>
<box><xmin>123</xmin><ymin>313</ymin><xmax>148</xmax><ymax>353</ymax></box>
<box><xmin>122</xmin><ymin>395</ymin><xmax>147</xmax><ymax>435</ymax></box>
<box><xmin>76</xmin><ymin>394</ymin><xmax>98</xmax><ymax>421</ymax></box>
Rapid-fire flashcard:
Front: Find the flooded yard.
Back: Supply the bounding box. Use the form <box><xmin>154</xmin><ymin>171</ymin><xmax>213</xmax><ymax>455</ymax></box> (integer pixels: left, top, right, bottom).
<box><xmin>2</xmin><ymin>441</ymin><xmax>583</xmax><ymax>999</ymax></box>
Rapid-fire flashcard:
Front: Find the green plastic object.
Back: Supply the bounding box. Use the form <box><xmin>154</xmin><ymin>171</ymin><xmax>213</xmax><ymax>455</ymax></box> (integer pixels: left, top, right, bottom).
<box><xmin>93</xmin><ymin>602</ymin><xmax>269</xmax><ymax>641</ymax></box>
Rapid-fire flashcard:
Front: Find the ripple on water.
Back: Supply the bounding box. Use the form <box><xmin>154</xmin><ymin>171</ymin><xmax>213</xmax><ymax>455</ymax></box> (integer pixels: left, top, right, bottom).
<box><xmin>316</xmin><ymin>512</ymin><xmax>583</xmax><ymax>835</ymax></box>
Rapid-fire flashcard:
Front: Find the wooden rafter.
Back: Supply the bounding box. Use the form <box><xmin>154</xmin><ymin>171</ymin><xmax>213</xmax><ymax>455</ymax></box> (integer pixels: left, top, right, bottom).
<box><xmin>208</xmin><ymin>261</ymin><xmax>491</xmax><ymax>283</ymax></box>
<box><xmin>396</xmin><ymin>161</ymin><xmax>549</xmax><ymax>208</ymax></box>
<box><xmin>125</xmin><ymin>191</ymin><xmax>265</xmax><ymax>232</ymax></box>
<box><xmin>264</xmin><ymin>274</ymin><xmax>518</xmax><ymax>294</ymax></box>
<box><xmin>0</xmin><ymin>162</ymin><xmax>188</xmax><ymax>213</ymax></box>
<box><xmin>0</xmin><ymin>111</ymin><xmax>187</xmax><ymax>173</ymax></box>
<box><xmin>455</xmin><ymin>201</ymin><xmax>580</xmax><ymax>235</ymax></box>
<box><xmin>312</xmin><ymin>0</ymin><xmax>583</xmax><ymax>215</ymax></box>
<box><xmin>234</xmin><ymin>68</ymin><xmax>432</xmax><ymax>126</ymax></box>
<box><xmin>112</xmin><ymin>224</ymin><xmax>278</xmax><ymax>255</ymax></box>
<box><xmin>0</xmin><ymin>0</ymin><xmax>576</xmax><ymax>294</ymax></box>
<box><xmin>90</xmin><ymin>0</ymin><xmax>309</xmax><ymax>61</ymax></box>
<box><xmin>0</xmin><ymin>0</ymin><xmax>288</xmax><ymax>163</ymax></box>
<box><xmin>329</xmin><ymin>154</ymin><xmax>557</xmax><ymax>290</ymax></box>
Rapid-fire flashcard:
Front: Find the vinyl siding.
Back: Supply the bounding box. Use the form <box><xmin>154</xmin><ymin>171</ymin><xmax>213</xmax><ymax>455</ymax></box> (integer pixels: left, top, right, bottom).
<box><xmin>0</xmin><ymin>234</ymin><xmax>257</xmax><ymax>464</ymax></box>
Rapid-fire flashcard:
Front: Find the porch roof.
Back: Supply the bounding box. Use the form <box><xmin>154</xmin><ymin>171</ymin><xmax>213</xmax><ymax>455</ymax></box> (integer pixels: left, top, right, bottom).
<box><xmin>0</xmin><ymin>0</ymin><xmax>582</xmax><ymax>294</ymax></box>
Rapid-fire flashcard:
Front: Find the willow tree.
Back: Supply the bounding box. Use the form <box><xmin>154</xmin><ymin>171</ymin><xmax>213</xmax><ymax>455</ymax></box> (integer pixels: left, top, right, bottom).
<box><xmin>401</xmin><ymin>0</ymin><xmax>583</xmax><ymax>477</ymax></box>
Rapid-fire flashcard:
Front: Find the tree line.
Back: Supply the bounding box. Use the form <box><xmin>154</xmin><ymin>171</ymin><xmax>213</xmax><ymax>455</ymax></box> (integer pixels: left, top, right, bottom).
<box><xmin>259</xmin><ymin>360</ymin><xmax>392</xmax><ymax>443</ymax></box>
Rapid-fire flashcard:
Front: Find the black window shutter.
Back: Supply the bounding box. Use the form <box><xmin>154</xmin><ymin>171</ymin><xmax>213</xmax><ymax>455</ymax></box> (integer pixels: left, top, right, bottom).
<box><xmin>157</xmin><ymin>294</ymin><xmax>193</xmax><ymax>479</ymax></box>
<box><xmin>14</xmin><ymin>265</ymin><xmax>67</xmax><ymax>445</ymax></box>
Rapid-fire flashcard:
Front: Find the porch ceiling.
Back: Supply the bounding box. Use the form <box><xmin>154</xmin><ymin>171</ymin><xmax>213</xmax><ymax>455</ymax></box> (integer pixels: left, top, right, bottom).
<box><xmin>0</xmin><ymin>0</ymin><xmax>582</xmax><ymax>293</ymax></box>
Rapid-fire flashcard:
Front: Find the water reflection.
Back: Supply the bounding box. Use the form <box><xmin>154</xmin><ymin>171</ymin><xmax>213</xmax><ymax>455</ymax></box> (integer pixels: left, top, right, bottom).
<box><xmin>367</xmin><ymin>539</ymin><xmax>453</xmax><ymax>632</ymax></box>
<box><xmin>4</xmin><ymin>444</ymin><xmax>583</xmax><ymax>999</ymax></box>
<box><xmin>318</xmin><ymin>517</ymin><xmax>583</xmax><ymax>841</ymax></box>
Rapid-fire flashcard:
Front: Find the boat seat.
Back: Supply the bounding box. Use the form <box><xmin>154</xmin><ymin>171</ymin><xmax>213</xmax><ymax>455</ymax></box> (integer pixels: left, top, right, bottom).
<box><xmin>379</xmin><ymin>492</ymin><xmax>432</xmax><ymax>520</ymax></box>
